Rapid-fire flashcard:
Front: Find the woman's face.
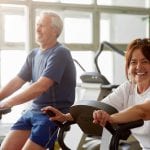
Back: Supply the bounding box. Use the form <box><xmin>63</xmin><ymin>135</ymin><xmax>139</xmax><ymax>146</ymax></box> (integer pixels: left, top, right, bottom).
<box><xmin>128</xmin><ymin>48</ymin><xmax>150</xmax><ymax>85</ymax></box>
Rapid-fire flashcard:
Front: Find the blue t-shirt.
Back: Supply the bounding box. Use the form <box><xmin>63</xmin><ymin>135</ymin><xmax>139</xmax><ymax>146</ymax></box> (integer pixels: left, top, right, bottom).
<box><xmin>18</xmin><ymin>43</ymin><xmax>76</xmax><ymax>113</ymax></box>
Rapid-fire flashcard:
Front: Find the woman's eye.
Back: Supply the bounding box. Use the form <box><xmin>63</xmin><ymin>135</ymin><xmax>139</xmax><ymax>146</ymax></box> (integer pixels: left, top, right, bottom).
<box><xmin>142</xmin><ymin>60</ymin><xmax>149</xmax><ymax>64</ymax></box>
<box><xmin>130</xmin><ymin>61</ymin><xmax>136</xmax><ymax>65</ymax></box>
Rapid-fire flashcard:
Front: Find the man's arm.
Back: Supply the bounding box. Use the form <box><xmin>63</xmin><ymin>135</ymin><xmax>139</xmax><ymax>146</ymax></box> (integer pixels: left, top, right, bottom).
<box><xmin>0</xmin><ymin>76</ymin><xmax>26</xmax><ymax>100</ymax></box>
<box><xmin>0</xmin><ymin>76</ymin><xmax>54</xmax><ymax>108</ymax></box>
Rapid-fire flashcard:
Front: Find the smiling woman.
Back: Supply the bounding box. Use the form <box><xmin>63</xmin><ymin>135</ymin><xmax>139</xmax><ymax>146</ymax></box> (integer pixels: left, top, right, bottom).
<box><xmin>93</xmin><ymin>38</ymin><xmax>150</xmax><ymax>150</ymax></box>
<box><xmin>125</xmin><ymin>38</ymin><xmax>150</xmax><ymax>91</ymax></box>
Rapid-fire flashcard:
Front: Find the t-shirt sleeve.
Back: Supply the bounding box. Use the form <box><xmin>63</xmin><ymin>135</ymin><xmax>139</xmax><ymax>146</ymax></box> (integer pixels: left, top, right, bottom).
<box><xmin>145</xmin><ymin>93</ymin><xmax>150</xmax><ymax>102</ymax></box>
<box><xmin>102</xmin><ymin>81</ymin><xmax>130</xmax><ymax>111</ymax></box>
<box><xmin>17</xmin><ymin>52</ymin><xmax>33</xmax><ymax>82</ymax></box>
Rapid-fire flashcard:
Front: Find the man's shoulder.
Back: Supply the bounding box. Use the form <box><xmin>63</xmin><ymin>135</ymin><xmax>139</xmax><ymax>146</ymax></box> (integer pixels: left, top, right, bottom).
<box><xmin>54</xmin><ymin>43</ymin><xmax>71</xmax><ymax>55</ymax></box>
<box><xmin>29</xmin><ymin>48</ymin><xmax>39</xmax><ymax>55</ymax></box>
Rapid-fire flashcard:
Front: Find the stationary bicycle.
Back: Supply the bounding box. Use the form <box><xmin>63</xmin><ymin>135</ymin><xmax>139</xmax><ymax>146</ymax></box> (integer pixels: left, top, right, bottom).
<box><xmin>56</xmin><ymin>100</ymin><xmax>143</xmax><ymax>150</ymax></box>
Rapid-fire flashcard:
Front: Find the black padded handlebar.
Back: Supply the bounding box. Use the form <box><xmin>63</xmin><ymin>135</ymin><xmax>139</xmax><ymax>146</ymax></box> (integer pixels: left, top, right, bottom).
<box><xmin>0</xmin><ymin>108</ymin><xmax>11</xmax><ymax>119</ymax></box>
<box><xmin>57</xmin><ymin>121</ymin><xmax>75</xmax><ymax>150</ymax></box>
<box><xmin>57</xmin><ymin>101</ymin><xmax>144</xmax><ymax>150</ymax></box>
<box><xmin>105</xmin><ymin>120</ymin><xmax>144</xmax><ymax>150</ymax></box>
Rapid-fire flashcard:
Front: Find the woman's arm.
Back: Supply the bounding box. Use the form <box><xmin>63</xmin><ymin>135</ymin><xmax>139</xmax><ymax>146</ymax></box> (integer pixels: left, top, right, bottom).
<box><xmin>93</xmin><ymin>101</ymin><xmax>150</xmax><ymax>126</ymax></box>
<box><xmin>110</xmin><ymin>100</ymin><xmax>150</xmax><ymax>124</ymax></box>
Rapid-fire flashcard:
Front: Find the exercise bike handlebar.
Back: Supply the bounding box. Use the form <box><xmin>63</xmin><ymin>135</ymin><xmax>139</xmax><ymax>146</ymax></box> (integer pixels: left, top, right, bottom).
<box><xmin>57</xmin><ymin>121</ymin><xmax>75</xmax><ymax>150</ymax></box>
<box><xmin>105</xmin><ymin>119</ymin><xmax>144</xmax><ymax>135</ymax></box>
<box><xmin>49</xmin><ymin>101</ymin><xmax>144</xmax><ymax>150</ymax></box>
<box><xmin>57</xmin><ymin>119</ymin><xmax>144</xmax><ymax>150</ymax></box>
<box><xmin>105</xmin><ymin>119</ymin><xmax>144</xmax><ymax>150</ymax></box>
<box><xmin>0</xmin><ymin>108</ymin><xmax>11</xmax><ymax>119</ymax></box>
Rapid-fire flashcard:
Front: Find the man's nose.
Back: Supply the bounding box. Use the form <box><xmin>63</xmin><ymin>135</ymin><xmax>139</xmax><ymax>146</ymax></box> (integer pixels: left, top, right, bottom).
<box><xmin>36</xmin><ymin>25</ymin><xmax>41</xmax><ymax>32</ymax></box>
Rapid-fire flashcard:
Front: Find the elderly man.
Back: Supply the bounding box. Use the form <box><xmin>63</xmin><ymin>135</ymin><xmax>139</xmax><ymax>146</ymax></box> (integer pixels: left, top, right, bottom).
<box><xmin>0</xmin><ymin>11</ymin><xmax>76</xmax><ymax>150</ymax></box>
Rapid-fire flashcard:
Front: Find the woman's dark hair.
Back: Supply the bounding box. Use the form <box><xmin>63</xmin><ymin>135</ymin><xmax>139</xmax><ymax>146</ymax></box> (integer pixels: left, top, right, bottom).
<box><xmin>125</xmin><ymin>38</ymin><xmax>150</xmax><ymax>79</ymax></box>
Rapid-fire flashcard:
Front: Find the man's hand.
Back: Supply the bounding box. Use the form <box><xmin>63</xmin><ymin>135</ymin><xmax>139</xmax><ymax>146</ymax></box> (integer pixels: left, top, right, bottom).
<box><xmin>0</xmin><ymin>101</ymin><xmax>11</xmax><ymax>110</ymax></box>
<box><xmin>41</xmin><ymin>106</ymin><xmax>73</xmax><ymax>122</ymax></box>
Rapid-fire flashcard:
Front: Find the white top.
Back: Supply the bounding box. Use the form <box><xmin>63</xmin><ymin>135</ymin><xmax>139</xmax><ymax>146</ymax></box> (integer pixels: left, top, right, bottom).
<box><xmin>102</xmin><ymin>81</ymin><xmax>150</xmax><ymax>149</ymax></box>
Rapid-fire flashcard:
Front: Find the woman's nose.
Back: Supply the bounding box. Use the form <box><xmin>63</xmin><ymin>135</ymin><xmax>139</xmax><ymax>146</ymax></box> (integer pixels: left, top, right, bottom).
<box><xmin>136</xmin><ymin>62</ymin><xmax>142</xmax><ymax>69</ymax></box>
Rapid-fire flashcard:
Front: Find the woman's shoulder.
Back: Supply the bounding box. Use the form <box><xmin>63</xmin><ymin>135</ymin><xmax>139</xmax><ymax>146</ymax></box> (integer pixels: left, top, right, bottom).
<box><xmin>118</xmin><ymin>80</ymin><xmax>131</xmax><ymax>90</ymax></box>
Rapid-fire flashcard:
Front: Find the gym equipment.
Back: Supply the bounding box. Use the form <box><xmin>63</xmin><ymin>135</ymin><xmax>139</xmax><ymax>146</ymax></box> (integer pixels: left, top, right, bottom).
<box><xmin>74</xmin><ymin>41</ymin><xmax>124</xmax><ymax>102</ymax></box>
<box><xmin>0</xmin><ymin>108</ymin><xmax>11</xmax><ymax>145</ymax></box>
<box><xmin>0</xmin><ymin>108</ymin><xmax>11</xmax><ymax>120</ymax></box>
<box><xmin>80</xmin><ymin>41</ymin><xmax>124</xmax><ymax>85</ymax></box>
<box><xmin>56</xmin><ymin>100</ymin><xmax>144</xmax><ymax>150</ymax></box>
<box><xmin>94</xmin><ymin>41</ymin><xmax>125</xmax><ymax>74</ymax></box>
<box><xmin>103</xmin><ymin>120</ymin><xmax>143</xmax><ymax>150</ymax></box>
<box><xmin>71</xmin><ymin>41</ymin><xmax>125</xmax><ymax>149</ymax></box>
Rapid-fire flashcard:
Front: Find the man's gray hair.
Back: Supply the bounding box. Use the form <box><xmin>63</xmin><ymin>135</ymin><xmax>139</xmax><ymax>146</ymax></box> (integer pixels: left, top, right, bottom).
<box><xmin>41</xmin><ymin>11</ymin><xmax>63</xmax><ymax>37</ymax></box>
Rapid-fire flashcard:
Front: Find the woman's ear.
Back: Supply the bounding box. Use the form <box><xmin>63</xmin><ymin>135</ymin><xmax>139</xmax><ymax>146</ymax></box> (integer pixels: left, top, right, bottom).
<box><xmin>128</xmin><ymin>71</ymin><xmax>132</xmax><ymax>82</ymax></box>
<box><xmin>128</xmin><ymin>71</ymin><xmax>135</xmax><ymax>84</ymax></box>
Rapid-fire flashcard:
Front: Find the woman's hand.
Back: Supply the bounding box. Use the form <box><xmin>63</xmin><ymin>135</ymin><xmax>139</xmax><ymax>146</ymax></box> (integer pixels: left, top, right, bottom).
<box><xmin>93</xmin><ymin>110</ymin><xmax>112</xmax><ymax>127</ymax></box>
<box><xmin>41</xmin><ymin>106</ymin><xmax>74</xmax><ymax>122</ymax></box>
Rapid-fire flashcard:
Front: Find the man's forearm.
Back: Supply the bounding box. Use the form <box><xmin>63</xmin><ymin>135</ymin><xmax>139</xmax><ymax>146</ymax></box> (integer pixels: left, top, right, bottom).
<box><xmin>0</xmin><ymin>76</ymin><xmax>25</xmax><ymax>100</ymax></box>
<box><xmin>4</xmin><ymin>81</ymin><xmax>46</xmax><ymax>107</ymax></box>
